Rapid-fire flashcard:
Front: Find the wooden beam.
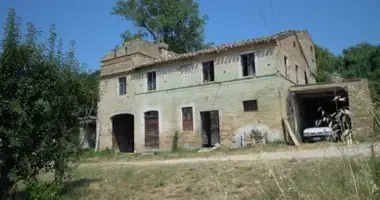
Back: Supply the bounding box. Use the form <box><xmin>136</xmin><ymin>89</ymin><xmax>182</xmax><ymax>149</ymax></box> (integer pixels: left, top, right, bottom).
<box><xmin>283</xmin><ymin>118</ymin><xmax>300</xmax><ymax>146</ymax></box>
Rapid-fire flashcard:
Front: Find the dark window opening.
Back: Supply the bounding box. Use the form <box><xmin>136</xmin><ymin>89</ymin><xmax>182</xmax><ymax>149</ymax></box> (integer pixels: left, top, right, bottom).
<box><xmin>241</xmin><ymin>53</ymin><xmax>256</xmax><ymax>76</ymax></box>
<box><xmin>202</xmin><ymin>61</ymin><xmax>215</xmax><ymax>82</ymax></box>
<box><xmin>147</xmin><ymin>71</ymin><xmax>156</xmax><ymax>91</ymax></box>
<box><xmin>118</xmin><ymin>77</ymin><xmax>126</xmax><ymax>95</ymax></box>
<box><xmin>310</xmin><ymin>45</ymin><xmax>314</xmax><ymax>52</ymax></box>
<box><xmin>295</xmin><ymin>65</ymin><xmax>299</xmax><ymax>84</ymax></box>
<box><xmin>182</xmin><ymin>107</ymin><xmax>193</xmax><ymax>131</ymax></box>
<box><xmin>293</xmin><ymin>41</ymin><xmax>296</xmax><ymax>47</ymax></box>
<box><xmin>284</xmin><ymin>56</ymin><xmax>288</xmax><ymax>76</ymax></box>
<box><xmin>304</xmin><ymin>71</ymin><xmax>308</xmax><ymax>84</ymax></box>
<box><xmin>243</xmin><ymin>100</ymin><xmax>258</xmax><ymax>112</ymax></box>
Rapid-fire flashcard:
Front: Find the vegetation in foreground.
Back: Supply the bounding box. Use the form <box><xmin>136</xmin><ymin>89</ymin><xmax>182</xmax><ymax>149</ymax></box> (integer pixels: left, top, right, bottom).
<box><xmin>33</xmin><ymin>147</ymin><xmax>380</xmax><ymax>200</ymax></box>
<box><xmin>0</xmin><ymin>9</ymin><xmax>99</xmax><ymax>199</ymax></box>
<box><xmin>80</xmin><ymin>141</ymin><xmax>349</xmax><ymax>163</ymax></box>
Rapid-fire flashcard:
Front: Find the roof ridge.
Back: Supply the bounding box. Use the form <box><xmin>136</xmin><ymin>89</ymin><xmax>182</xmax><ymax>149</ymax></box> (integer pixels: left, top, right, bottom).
<box><xmin>131</xmin><ymin>29</ymin><xmax>305</xmax><ymax>71</ymax></box>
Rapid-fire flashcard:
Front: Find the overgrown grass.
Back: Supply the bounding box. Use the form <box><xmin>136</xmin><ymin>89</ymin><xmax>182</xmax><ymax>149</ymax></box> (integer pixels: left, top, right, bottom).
<box><xmin>79</xmin><ymin>148</ymin><xmax>115</xmax><ymax>159</ymax></box>
<box><xmin>79</xmin><ymin>142</ymin><xmax>343</xmax><ymax>163</ymax></box>
<box><xmin>56</xmin><ymin>145</ymin><xmax>380</xmax><ymax>200</ymax></box>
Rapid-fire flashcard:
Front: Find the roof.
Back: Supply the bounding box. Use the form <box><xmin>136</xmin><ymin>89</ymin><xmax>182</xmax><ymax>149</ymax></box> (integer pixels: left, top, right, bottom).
<box><xmin>129</xmin><ymin>29</ymin><xmax>304</xmax><ymax>71</ymax></box>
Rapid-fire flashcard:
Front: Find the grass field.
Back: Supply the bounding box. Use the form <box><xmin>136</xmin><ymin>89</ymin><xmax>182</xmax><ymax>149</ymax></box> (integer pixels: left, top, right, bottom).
<box><xmin>58</xmin><ymin>153</ymin><xmax>380</xmax><ymax>200</ymax></box>
<box><xmin>80</xmin><ymin>142</ymin><xmax>343</xmax><ymax>163</ymax></box>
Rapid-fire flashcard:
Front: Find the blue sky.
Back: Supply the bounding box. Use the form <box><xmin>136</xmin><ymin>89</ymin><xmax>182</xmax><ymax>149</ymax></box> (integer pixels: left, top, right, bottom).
<box><xmin>0</xmin><ymin>0</ymin><xmax>379</xmax><ymax>71</ymax></box>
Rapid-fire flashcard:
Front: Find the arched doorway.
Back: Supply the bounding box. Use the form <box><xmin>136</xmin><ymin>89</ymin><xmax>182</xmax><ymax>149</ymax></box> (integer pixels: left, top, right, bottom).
<box><xmin>111</xmin><ymin>114</ymin><xmax>134</xmax><ymax>152</ymax></box>
<box><xmin>144</xmin><ymin>111</ymin><xmax>159</xmax><ymax>149</ymax></box>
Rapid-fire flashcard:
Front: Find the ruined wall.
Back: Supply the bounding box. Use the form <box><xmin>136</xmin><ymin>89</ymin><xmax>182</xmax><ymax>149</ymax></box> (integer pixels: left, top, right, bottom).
<box><xmin>345</xmin><ymin>79</ymin><xmax>374</xmax><ymax>137</ymax></box>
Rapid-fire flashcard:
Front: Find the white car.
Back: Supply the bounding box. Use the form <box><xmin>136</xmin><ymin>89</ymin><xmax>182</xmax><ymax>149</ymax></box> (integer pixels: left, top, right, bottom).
<box><xmin>303</xmin><ymin>127</ymin><xmax>334</xmax><ymax>142</ymax></box>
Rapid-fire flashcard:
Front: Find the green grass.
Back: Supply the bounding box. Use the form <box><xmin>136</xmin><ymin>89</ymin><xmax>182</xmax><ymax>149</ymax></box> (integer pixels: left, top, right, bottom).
<box><xmin>60</xmin><ymin>153</ymin><xmax>380</xmax><ymax>200</ymax></box>
<box><xmin>79</xmin><ymin>142</ymin><xmax>341</xmax><ymax>163</ymax></box>
<box><xmin>15</xmin><ymin>144</ymin><xmax>380</xmax><ymax>199</ymax></box>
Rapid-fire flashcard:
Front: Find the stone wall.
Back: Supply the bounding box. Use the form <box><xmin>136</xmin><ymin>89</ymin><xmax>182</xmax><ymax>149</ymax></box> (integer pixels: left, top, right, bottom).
<box><xmin>97</xmin><ymin>34</ymin><xmax>318</xmax><ymax>152</ymax></box>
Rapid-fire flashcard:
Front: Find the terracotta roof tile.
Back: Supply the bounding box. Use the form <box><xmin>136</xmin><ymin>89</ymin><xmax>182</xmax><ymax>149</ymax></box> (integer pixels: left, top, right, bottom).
<box><xmin>131</xmin><ymin>29</ymin><xmax>301</xmax><ymax>71</ymax></box>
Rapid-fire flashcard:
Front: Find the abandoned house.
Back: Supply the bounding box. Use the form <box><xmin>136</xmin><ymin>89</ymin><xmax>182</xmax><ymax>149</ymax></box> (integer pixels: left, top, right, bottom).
<box><xmin>96</xmin><ymin>30</ymin><xmax>374</xmax><ymax>153</ymax></box>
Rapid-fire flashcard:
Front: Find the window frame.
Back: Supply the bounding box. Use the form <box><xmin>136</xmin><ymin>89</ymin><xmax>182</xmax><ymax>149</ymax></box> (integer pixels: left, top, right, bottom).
<box><xmin>241</xmin><ymin>52</ymin><xmax>256</xmax><ymax>77</ymax></box>
<box><xmin>284</xmin><ymin>56</ymin><xmax>288</xmax><ymax>76</ymax></box>
<box><xmin>202</xmin><ymin>60</ymin><xmax>215</xmax><ymax>83</ymax></box>
<box><xmin>147</xmin><ymin>71</ymin><xmax>157</xmax><ymax>91</ymax></box>
<box><xmin>295</xmin><ymin>64</ymin><xmax>299</xmax><ymax>84</ymax></box>
<box><xmin>243</xmin><ymin>99</ymin><xmax>258</xmax><ymax>112</ymax></box>
<box><xmin>181</xmin><ymin>107</ymin><xmax>194</xmax><ymax>131</ymax></box>
<box><xmin>118</xmin><ymin>76</ymin><xmax>127</xmax><ymax>96</ymax></box>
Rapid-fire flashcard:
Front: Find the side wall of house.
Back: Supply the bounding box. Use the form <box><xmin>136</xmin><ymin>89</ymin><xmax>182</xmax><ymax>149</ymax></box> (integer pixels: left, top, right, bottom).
<box><xmin>276</xmin><ymin>33</ymin><xmax>316</xmax><ymax>85</ymax></box>
<box><xmin>97</xmin><ymin>45</ymin><xmax>292</xmax><ymax>152</ymax></box>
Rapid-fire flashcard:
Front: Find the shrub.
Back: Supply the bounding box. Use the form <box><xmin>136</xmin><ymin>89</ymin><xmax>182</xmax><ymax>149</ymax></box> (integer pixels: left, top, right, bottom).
<box><xmin>25</xmin><ymin>182</ymin><xmax>66</xmax><ymax>200</ymax></box>
<box><xmin>172</xmin><ymin>131</ymin><xmax>179</xmax><ymax>152</ymax></box>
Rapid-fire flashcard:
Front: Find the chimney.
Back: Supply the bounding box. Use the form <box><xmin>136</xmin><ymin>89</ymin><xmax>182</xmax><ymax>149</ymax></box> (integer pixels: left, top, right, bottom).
<box><xmin>158</xmin><ymin>42</ymin><xmax>169</xmax><ymax>58</ymax></box>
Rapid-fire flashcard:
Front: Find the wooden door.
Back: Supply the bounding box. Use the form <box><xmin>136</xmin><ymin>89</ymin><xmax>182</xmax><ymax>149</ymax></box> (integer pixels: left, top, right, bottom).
<box><xmin>145</xmin><ymin>111</ymin><xmax>159</xmax><ymax>149</ymax></box>
<box><xmin>210</xmin><ymin>110</ymin><xmax>220</xmax><ymax>145</ymax></box>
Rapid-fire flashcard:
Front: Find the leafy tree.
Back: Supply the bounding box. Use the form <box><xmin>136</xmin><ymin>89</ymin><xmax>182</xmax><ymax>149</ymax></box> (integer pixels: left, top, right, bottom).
<box><xmin>339</xmin><ymin>43</ymin><xmax>380</xmax><ymax>101</ymax></box>
<box><xmin>315</xmin><ymin>44</ymin><xmax>341</xmax><ymax>82</ymax></box>
<box><xmin>315</xmin><ymin>42</ymin><xmax>380</xmax><ymax>102</ymax></box>
<box><xmin>0</xmin><ymin>8</ymin><xmax>98</xmax><ymax>198</ymax></box>
<box><xmin>112</xmin><ymin>0</ymin><xmax>209</xmax><ymax>53</ymax></box>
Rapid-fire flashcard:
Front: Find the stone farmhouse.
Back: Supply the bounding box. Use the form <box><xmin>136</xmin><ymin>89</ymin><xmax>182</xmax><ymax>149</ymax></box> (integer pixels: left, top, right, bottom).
<box><xmin>96</xmin><ymin>30</ymin><xmax>373</xmax><ymax>153</ymax></box>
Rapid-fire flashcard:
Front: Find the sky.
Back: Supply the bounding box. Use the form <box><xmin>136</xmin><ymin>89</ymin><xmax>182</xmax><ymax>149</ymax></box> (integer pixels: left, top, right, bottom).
<box><xmin>0</xmin><ymin>0</ymin><xmax>379</xmax><ymax>71</ymax></box>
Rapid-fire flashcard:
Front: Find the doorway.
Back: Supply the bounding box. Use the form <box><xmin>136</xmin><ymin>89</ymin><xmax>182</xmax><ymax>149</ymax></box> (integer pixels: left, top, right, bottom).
<box><xmin>111</xmin><ymin>114</ymin><xmax>134</xmax><ymax>152</ymax></box>
<box><xmin>200</xmin><ymin>110</ymin><xmax>220</xmax><ymax>147</ymax></box>
<box><xmin>144</xmin><ymin>111</ymin><xmax>159</xmax><ymax>149</ymax></box>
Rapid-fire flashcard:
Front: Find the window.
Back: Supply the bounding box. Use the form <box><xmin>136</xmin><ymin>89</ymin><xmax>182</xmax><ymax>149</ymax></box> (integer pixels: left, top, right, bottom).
<box><xmin>295</xmin><ymin>65</ymin><xmax>299</xmax><ymax>83</ymax></box>
<box><xmin>284</xmin><ymin>56</ymin><xmax>288</xmax><ymax>76</ymax></box>
<box><xmin>182</xmin><ymin>107</ymin><xmax>193</xmax><ymax>131</ymax></box>
<box><xmin>304</xmin><ymin>71</ymin><xmax>308</xmax><ymax>84</ymax></box>
<box><xmin>241</xmin><ymin>53</ymin><xmax>256</xmax><ymax>76</ymax></box>
<box><xmin>118</xmin><ymin>77</ymin><xmax>126</xmax><ymax>95</ymax></box>
<box><xmin>147</xmin><ymin>71</ymin><xmax>156</xmax><ymax>91</ymax></box>
<box><xmin>202</xmin><ymin>60</ymin><xmax>215</xmax><ymax>82</ymax></box>
<box><xmin>243</xmin><ymin>100</ymin><xmax>258</xmax><ymax>112</ymax></box>
<box><xmin>293</xmin><ymin>41</ymin><xmax>296</xmax><ymax>47</ymax></box>
<box><xmin>310</xmin><ymin>45</ymin><xmax>314</xmax><ymax>52</ymax></box>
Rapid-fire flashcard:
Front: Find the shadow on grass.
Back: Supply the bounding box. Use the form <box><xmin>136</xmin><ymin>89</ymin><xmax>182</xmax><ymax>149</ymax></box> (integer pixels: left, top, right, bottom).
<box><xmin>12</xmin><ymin>178</ymin><xmax>101</xmax><ymax>200</ymax></box>
<box><xmin>66</xmin><ymin>178</ymin><xmax>101</xmax><ymax>189</ymax></box>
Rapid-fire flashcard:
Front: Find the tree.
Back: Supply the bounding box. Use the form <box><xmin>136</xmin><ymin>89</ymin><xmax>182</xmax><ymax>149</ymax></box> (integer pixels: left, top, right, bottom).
<box><xmin>0</xmin><ymin>8</ymin><xmax>98</xmax><ymax>198</ymax></box>
<box><xmin>315</xmin><ymin>44</ymin><xmax>341</xmax><ymax>82</ymax></box>
<box><xmin>339</xmin><ymin>43</ymin><xmax>380</xmax><ymax>101</ymax></box>
<box><xmin>112</xmin><ymin>0</ymin><xmax>209</xmax><ymax>53</ymax></box>
<box><xmin>315</xmin><ymin>42</ymin><xmax>380</xmax><ymax>103</ymax></box>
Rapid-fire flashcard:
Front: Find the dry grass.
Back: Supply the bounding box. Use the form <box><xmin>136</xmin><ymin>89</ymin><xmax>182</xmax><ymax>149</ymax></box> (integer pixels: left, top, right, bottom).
<box><xmin>80</xmin><ymin>142</ymin><xmax>343</xmax><ymax>163</ymax></box>
<box><xmin>59</xmin><ymin>155</ymin><xmax>379</xmax><ymax>200</ymax></box>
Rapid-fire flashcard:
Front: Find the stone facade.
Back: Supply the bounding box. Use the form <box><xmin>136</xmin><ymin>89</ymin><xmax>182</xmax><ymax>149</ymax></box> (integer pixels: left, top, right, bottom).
<box><xmin>97</xmin><ymin>30</ymin><xmax>371</xmax><ymax>152</ymax></box>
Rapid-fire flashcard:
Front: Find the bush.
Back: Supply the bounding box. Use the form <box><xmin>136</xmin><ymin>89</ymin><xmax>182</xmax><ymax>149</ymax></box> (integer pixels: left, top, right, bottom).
<box><xmin>25</xmin><ymin>182</ymin><xmax>66</xmax><ymax>200</ymax></box>
<box><xmin>172</xmin><ymin>131</ymin><xmax>179</xmax><ymax>152</ymax></box>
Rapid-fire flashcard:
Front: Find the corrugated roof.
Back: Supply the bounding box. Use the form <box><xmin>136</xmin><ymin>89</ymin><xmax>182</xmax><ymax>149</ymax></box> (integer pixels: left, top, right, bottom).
<box><xmin>129</xmin><ymin>29</ymin><xmax>301</xmax><ymax>71</ymax></box>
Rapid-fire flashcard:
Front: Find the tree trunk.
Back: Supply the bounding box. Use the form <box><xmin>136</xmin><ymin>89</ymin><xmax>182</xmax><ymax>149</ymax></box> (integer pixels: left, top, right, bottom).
<box><xmin>0</xmin><ymin>167</ymin><xmax>13</xmax><ymax>200</ymax></box>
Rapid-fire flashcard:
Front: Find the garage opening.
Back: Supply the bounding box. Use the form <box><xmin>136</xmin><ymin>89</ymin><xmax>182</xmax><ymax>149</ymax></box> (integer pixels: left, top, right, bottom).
<box><xmin>145</xmin><ymin>111</ymin><xmax>159</xmax><ymax>149</ymax></box>
<box><xmin>111</xmin><ymin>114</ymin><xmax>134</xmax><ymax>152</ymax></box>
<box><xmin>200</xmin><ymin>110</ymin><xmax>220</xmax><ymax>147</ymax></box>
<box><xmin>292</xmin><ymin>88</ymin><xmax>351</xmax><ymax>142</ymax></box>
